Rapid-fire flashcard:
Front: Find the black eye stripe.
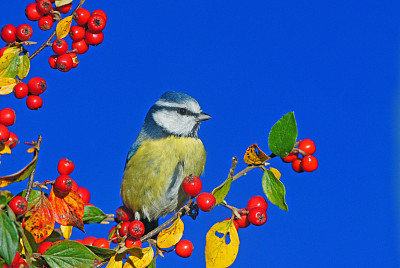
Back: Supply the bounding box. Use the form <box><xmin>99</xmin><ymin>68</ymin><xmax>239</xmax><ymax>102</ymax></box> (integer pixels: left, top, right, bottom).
<box><xmin>178</xmin><ymin>108</ymin><xmax>187</xmax><ymax>115</ymax></box>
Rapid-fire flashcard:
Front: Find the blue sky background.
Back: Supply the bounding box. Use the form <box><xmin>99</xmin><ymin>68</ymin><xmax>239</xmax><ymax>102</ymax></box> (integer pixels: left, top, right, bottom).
<box><xmin>1</xmin><ymin>1</ymin><xmax>399</xmax><ymax>267</ymax></box>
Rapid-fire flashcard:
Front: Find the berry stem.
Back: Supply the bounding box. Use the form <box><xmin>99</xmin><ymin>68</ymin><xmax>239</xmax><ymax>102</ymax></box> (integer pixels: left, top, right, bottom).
<box><xmin>29</xmin><ymin>0</ymin><xmax>87</xmax><ymax>61</ymax></box>
<box><xmin>25</xmin><ymin>135</ymin><xmax>42</xmax><ymax>202</ymax></box>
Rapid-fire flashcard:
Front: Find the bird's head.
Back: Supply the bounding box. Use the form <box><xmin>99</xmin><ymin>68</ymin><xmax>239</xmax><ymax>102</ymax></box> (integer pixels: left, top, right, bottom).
<box><xmin>145</xmin><ymin>91</ymin><xmax>211</xmax><ymax>138</ymax></box>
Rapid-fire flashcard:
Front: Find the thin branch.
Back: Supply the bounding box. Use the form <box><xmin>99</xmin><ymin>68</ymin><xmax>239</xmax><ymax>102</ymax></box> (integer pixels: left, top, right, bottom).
<box><xmin>229</xmin><ymin>157</ymin><xmax>238</xmax><ymax>177</ymax></box>
<box><xmin>28</xmin><ymin>0</ymin><xmax>87</xmax><ymax>60</ymax></box>
<box><xmin>231</xmin><ymin>163</ymin><xmax>267</xmax><ymax>182</ymax></box>
<box><xmin>25</xmin><ymin>135</ymin><xmax>42</xmax><ymax>202</ymax></box>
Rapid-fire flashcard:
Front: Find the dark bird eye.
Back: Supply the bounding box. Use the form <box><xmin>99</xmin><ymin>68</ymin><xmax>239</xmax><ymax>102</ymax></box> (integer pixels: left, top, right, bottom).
<box><xmin>178</xmin><ymin>108</ymin><xmax>188</xmax><ymax>115</ymax></box>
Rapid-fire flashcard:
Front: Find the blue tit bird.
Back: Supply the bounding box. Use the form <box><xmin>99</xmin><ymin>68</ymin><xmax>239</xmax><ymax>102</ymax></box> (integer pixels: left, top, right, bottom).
<box><xmin>121</xmin><ymin>91</ymin><xmax>211</xmax><ymax>232</ymax></box>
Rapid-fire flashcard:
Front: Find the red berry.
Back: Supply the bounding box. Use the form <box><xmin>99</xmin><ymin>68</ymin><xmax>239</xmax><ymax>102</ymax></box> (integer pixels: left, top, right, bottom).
<box><xmin>39</xmin><ymin>15</ymin><xmax>54</xmax><ymax>31</ymax></box>
<box><xmin>301</xmin><ymin>155</ymin><xmax>318</xmax><ymax>172</ymax></box>
<box><xmin>16</xmin><ymin>24</ymin><xmax>33</xmax><ymax>41</ymax></box>
<box><xmin>196</xmin><ymin>192</ymin><xmax>216</xmax><ymax>212</ymax></box>
<box><xmin>37</xmin><ymin>0</ymin><xmax>52</xmax><ymax>15</ymax></box>
<box><xmin>74</xmin><ymin>8</ymin><xmax>91</xmax><ymax>26</ymax></box>
<box><xmin>26</xmin><ymin>95</ymin><xmax>43</xmax><ymax>110</ymax></box>
<box><xmin>92</xmin><ymin>238</ymin><xmax>109</xmax><ymax>249</ymax></box>
<box><xmin>76</xmin><ymin>187</ymin><xmax>90</xmax><ymax>203</ymax></box>
<box><xmin>248</xmin><ymin>207</ymin><xmax>267</xmax><ymax>226</ymax></box>
<box><xmin>116</xmin><ymin>205</ymin><xmax>133</xmax><ymax>222</ymax></box>
<box><xmin>68</xmin><ymin>52</ymin><xmax>79</xmax><ymax>68</ymax></box>
<box><xmin>71</xmin><ymin>180</ymin><xmax>78</xmax><ymax>191</ymax></box>
<box><xmin>291</xmin><ymin>158</ymin><xmax>303</xmax><ymax>173</ymax></box>
<box><xmin>38</xmin><ymin>241</ymin><xmax>53</xmax><ymax>254</ymax></box>
<box><xmin>52</xmin><ymin>39</ymin><xmax>68</xmax><ymax>55</ymax></box>
<box><xmin>0</xmin><ymin>47</ymin><xmax>7</xmax><ymax>57</ymax></box>
<box><xmin>54</xmin><ymin>175</ymin><xmax>73</xmax><ymax>193</ymax></box>
<box><xmin>1</xmin><ymin>24</ymin><xmax>17</xmax><ymax>43</ymax></box>
<box><xmin>72</xmin><ymin>39</ymin><xmax>89</xmax><ymax>54</ymax></box>
<box><xmin>57</xmin><ymin>158</ymin><xmax>75</xmax><ymax>175</ymax></box>
<box><xmin>119</xmin><ymin>221</ymin><xmax>130</xmax><ymax>237</ymax></box>
<box><xmin>128</xmin><ymin>221</ymin><xmax>145</xmax><ymax>238</ymax></box>
<box><xmin>0</xmin><ymin>108</ymin><xmax>16</xmax><ymax>127</ymax></box>
<box><xmin>0</xmin><ymin>124</ymin><xmax>10</xmax><ymax>142</ymax></box>
<box><xmin>81</xmin><ymin>236</ymin><xmax>96</xmax><ymax>246</ymax></box>
<box><xmin>5</xmin><ymin>132</ymin><xmax>18</xmax><ymax>149</ymax></box>
<box><xmin>56</xmin><ymin>54</ymin><xmax>73</xmax><ymax>72</ymax></box>
<box><xmin>49</xmin><ymin>55</ymin><xmax>57</xmax><ymax>69</ymax></box>
<box><xmin>14</xmin><ymin>82</ymin><xmax>29</xmax><ymax>99</ymax></box>
<box><xmin>27</xmin><ymin>77</ymin><xmax>47</xmax><ymax>95</ymax></box>
<box><xmin>125</xmin><ymin>237</ymin><xmax>142</xmax><ymax>248</ymax></box>
<box><xmin>182</xmin><ymin>175</ymin><xmax>202</xmax><ymax>197</ymax></box>
<box><xmin>298</xmin><ymin>139</ymin><xmax>316</xmax><ymax>155</ymax></box>
<box><xmin>56</xmin><ymin>3</ymin><xmax>72</xmax><ymax>14</ymax></box>
<box><xmin>87</xmin><ymin>15</ymin><xmax>106</xmax><ymax>33</ymax></box>
<box><xmin>85</xmin><ymin>31</ymin><xmax>104</xmax><ymax>46</ymax></box>
<box><xmin>175</xmin><ymin>240</ymin><xmax>193</xmax><ymax>258</ymax></box>
<box><xmin>246</xmin><ymin>195</ymin><xmax>268</xmax><ymax>211</ymax></box>
<box><xmin>235</xmin><ymin>210</ymin><xmax>250</xmax><ymax>228</ymax></box>
<box><xmin>75</xmin><ymin>239</ymin><xmax>83</xmax><ymax>243</ymax></box>
<box><xmin>69</xmin><ymin>25</ymin><xmax>85</xmax><ymax>41</ymax></box>
<box><xmin>281</xmin><ymin>152</ymin><xmax>298</xmax><ymax>163</ymax></box>
<box><xmin>224</xmin><ymin>218</ymin><xmax>239</xmax><ymax>231</ymax></box>
<box><xmin>92</xmin><ymin>10</ymin><xmax>107</xmax><ymax>23</ymax></box>
<box><xmin>25</xmin><ymin>3</ymin><xmax>43</xmax><ymax>21</ymax></box>
<box><xmin>9</xmin><ymin>196</ymin><xmax>28</xmax><ymax>215</ymax></box>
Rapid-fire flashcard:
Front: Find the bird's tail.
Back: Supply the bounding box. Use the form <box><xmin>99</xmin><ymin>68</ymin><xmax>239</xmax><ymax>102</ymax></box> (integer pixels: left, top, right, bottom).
<box><xmin>141</xmin><ymin>218</ymin><xmax>159</xmax><ymax>236</ymax></box>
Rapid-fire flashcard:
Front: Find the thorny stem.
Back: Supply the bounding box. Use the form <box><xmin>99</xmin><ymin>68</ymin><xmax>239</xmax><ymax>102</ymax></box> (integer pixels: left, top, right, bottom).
<box><xmin>28</xmin><ymin>0</ymin><xmax>86</xmax><ymax>60</ymax></box>
<box><xmin>24</xmin><ymin>135</ymin><xmax>42</xmax><ymax>202</ymax></box>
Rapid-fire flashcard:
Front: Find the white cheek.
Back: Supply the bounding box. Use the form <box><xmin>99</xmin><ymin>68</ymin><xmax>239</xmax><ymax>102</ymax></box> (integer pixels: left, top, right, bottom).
<box><xmin>153</xmin><ymin>110</ymin><xmax>195</xmax><ymax>135</ymax></box>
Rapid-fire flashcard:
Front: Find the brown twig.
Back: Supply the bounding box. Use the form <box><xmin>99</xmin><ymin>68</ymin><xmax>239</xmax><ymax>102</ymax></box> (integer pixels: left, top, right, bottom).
<box><xmin>140</xmin><ymin>197</ymin><xmax>195</xmax><ymax>242</ymax></box>
<box><xmin>28</xmin><ymin>0</ymin><xmax>86</xmax><ymax>60</ymax></box>
<box><xmin>25</xmin><ymin>135</ymin><xmax>42</xmax><ymax>202</ymax></box>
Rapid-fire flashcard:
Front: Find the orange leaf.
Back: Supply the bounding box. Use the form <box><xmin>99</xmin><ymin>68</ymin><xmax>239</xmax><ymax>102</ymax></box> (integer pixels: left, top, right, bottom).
<box><xmin>24</xmin><ymin>193</ymin><xmax>55</xmax><ymax>243</ymax></box>
<box><xmin>243</xmin><ymin>144</ymin><xmax>270</xmax><ymax>165</ymax></box>
<box><xmin>49</xmin><ymin>186</ymin><xmax>85</xmax><ymax>232</ymax></box>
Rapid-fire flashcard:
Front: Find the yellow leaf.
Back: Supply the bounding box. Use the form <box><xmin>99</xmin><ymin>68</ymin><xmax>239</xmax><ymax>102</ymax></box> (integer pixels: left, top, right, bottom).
<box><xmin>270</xmin><ymin>167</ymin><xmax>281</xmax><ymax>180</ymax></box>
<box><xmin>0</xmin><ymin>77</ymin><xmax>16</xmax><ymax>95</ymax></box>
<box><xmin>20</xmin><ymin>238</ymin><xmax>25</xmax><ymax>255</ymax></box>
<box><xmin>124</xmin><ymin>247</ymin><xmax>154</xmax><ymax>268</ymax></box>
<box><xmin>56</xmin><ymin>15</ymin><xmax>74</xmax><ymax>39</ymax></box>
<box><xmin>55</xmin><ymin>0</ymin><xmax>73</xmax><ymax>8</ymax></box>
<box><xmin>0</xmin><ymin>145</ymin><xmax>11</xmax><ymax>155</ymax></box>
<box><xmin>27</xmin><ymin>147</ymin><xmax>35</xmax><ymax>153</ymax></box>
<box><xmin>106</xmin><ymin>254</ymin><xmax>124</xmax><ymax>268</ymax></box>
<box><xmin>243</xmin><ymin>143</ymin><xmax>270</xmax><ymax>165</ymax></box>
<box><xmin>60</xmin><ymin>225</ymin><xmax>73</xmax><ymax>239</ymax></box>
<box><xmin>205</xmin><ymin>220</ymin><xmax>240</xmax><ymax>268</ymax></box>
<box><xmin>157</xmin><ymin>217</ymin><xmax>184</xmax><ymax>248</ymax></box>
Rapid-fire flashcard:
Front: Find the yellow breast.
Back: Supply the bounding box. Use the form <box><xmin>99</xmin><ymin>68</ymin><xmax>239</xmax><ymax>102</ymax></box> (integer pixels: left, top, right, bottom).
<box><xmin>121</xmin><ymin>136</ymin><xmax>206</xmax><ymax>219</ymax></box>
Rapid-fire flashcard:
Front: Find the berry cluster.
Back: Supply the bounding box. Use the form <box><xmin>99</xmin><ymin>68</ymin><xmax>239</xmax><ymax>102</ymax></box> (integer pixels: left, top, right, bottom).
<box><xmin>0</xmin><ymin>24</ymin><xmax>33</xmax><ymax>44</ymax></box>
<box><xmin>109</xmin><ymin>206</ymin><xmax>144</xmax><ymax>249</ymax></box>
<box><xmin>49</xmin><ymin>7</ymin><xmax>107</xmax><ymax>72</ymax></box>
<box><xmin>0</xmin><ymin>108</ymin><xmax>19</xmax><ymax>150</ymax></box>
<box><xmin>53</xmin><ymin>158</ymin><xmax>91</xmax><ymax>205</ymax></box>
<box><xmin>281</xmin><ymin>138</ymin><xmax>318</xmax><ymax>173</ymax></box>
<box><xmin>13</xmin><ymin>77</ymin><xmax>47</xmax><ymax>110</ymax></box>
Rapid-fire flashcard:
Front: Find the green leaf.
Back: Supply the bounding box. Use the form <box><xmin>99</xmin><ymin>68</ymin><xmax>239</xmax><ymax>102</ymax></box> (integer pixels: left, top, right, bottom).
<box><xmin>42</xmin><ymin>240</ymin><xmax>101</xmax><ymax>268</ymax></box>
<box><xmin>83</xmin><ymin>206</ymin><xmax>107</xmax><ymax>224</ymax></box>
<box><xmin>0</xmin><ymin>191</ymin><xmax>13</xmax><ymax>204</ymax></box>
<box><xmin>0</xmin><ymin>257</ymin><xmax>4</xmax><ymax>267</ymax></box>
<box><xmin>85</xmin><ymin>245</ymin><xmax>116</xmax><ymax>260</ymax></box>
<box><xmin>268</xmin><ymin>111</ymin><xmax>297</xmax><ymax>157</ymax></box>
<box><xmin>18</xmin><ymin>189</ymin><xmax>42</xmax><ymax>206</ymax></box>
<box><xmin>0</xmin><ymin>53</ymin><xmax>19</xmax><ymax>78</ymax></box>
<box><xmin>18</xmin><ymin>55</ymin><xmax>30</xmax><ymax>79</ymax></box>
<box><xmin>15</xmin><ymin>221</ymin><xmax>35</xmax><ymax>266</ymax></box>
<box><xmin>262</xmin><ymin>170</ymin><xmax>288</xmax><ymax>211</ymax></box>
<box><xmin>55</xmin><ymin>0</ymin><xmax>73</xmax><ymax>8</ymax></box>
<box><xmin>0</xmin><ymin>196</ymin><xmax>7</xmax><ymax>205</ymax></box>
<box><xmin>0</xmin><ymin>211</ymin><xmax>19</xmax><ymax>264</ymax></box>
<box><xmin>211</xmin><ymin>176</ymin><xmax>232</xmax><ymax>205</ymax></box>
<box><xmin>147</xmin><ymin>259</ymin><xmax>156</xmax><ymax>268</ymax></box>
<box><xmin>43</xmin><ymin>229</ymin><xmax>62</xmax><ymax>243</ymax></box>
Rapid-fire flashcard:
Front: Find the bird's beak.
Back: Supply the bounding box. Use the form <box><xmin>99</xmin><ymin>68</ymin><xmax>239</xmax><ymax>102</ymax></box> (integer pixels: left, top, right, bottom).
<box><xmin>198</xmin><ymin>112</ymin><xmax>211</xmax><ymax>121</ymax></box>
